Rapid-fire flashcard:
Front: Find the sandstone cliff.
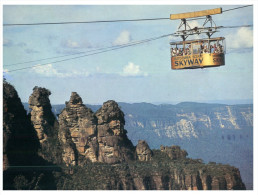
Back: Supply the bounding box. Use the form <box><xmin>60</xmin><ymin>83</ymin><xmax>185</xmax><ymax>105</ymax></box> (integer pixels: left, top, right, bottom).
<box><xmin>95</xmin><ymin>100</ymin><xmax>135</xmax><ymax>163</ymax></box>
<box><xmin>122</xmin><ymin>102</ymin><xmax>253</xmax><ymax>140</ymax></box>
<box><xmin>58</xmin><ymin>94</ymin><xmax>135</xmax><ymax>165</ymax></box>
<box><xmin>3</xmin><ymin>81</ymin><xmax>59</xmax><ymax>190</ymax></box>
<box><xmin>3</xmin><ymin>81</ymin><xmax>39</xmax><ymax>170</ymax></box>
<box><xmin>58</xmin><ymin>92</ymin><xmax>98</xmax><ymax>166</ymax></box>
<box><xmin>3</xmin><ymin>83</ymin><xmax>247</xmax><ymax>190</ymax></box>
<box><xmin>136</xmin><ymin>140</ymin><xmax>152</xmax><ymax>161</ymax></box>
<box><xmin>29</xmin><ymin>86</ymin><xmax>62</xmax><ymax>164</ymax></box>
<box><xmin>57</xmin><ymin>149</ymin><xmax>245</xmax><ymax>190</ymax></box>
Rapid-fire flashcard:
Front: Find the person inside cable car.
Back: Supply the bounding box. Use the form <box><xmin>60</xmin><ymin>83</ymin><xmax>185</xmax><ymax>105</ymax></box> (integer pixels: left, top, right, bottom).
<box><xmin>203</xmin><ymin>45</ymin><xmax>208</xmax><ymax>53</ymax></box>
<box><xmin>211</xmin><ymin>43</ymin><xmax>217</xmax><ymax>53</ymax></box>
<box><xmin>178</xmin><ymin>48</ymin><xmax>183</xmax><ymax>56</ymax></box>
<box><xmin>171</xmin><ymin>48</ymin><xmax>177</xmax><ymax>56</ymax></box>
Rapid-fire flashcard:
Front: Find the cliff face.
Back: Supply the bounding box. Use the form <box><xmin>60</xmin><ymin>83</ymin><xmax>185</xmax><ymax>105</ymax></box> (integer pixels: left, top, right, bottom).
<box><xmin>122</xmin><ymin>102</ymin><xmax>253</xmax><ymax>140</ymax></box>
<box><xmin>3</xmin><ymin>82</ymin><xmax>40</xmax><ymax>170</ymax></box>
<box><xmin>3</xmin><ymin>82</ymin><xmax>59</xmax><ymax>190</ymax></box>
<box><xmin>59</xmin><ymin>149</ymin><xmax>245</xmax><ymax>190</ymax></box>
<box><xmin>3</xmin><ymin>83</ymin><xmax>247</xmax><ymax>190</ymax></box>
<box><xmin>118</xmin><ymin>102</ymin><xmax>253</xmax><ymax>189</ymax></box>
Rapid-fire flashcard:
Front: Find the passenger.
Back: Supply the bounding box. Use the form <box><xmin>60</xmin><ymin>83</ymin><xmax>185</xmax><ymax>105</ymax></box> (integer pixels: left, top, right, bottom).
<box><xmin>178</xmin><ymin>48</ymin><xmax>183</xmax><ymax>56</ymax></box>
<box><xmin>172</xmin><ymin>48</ymin><xmax>177</xmax><ymax>56</ymax></box>
<box><xmin>212</xmin><ymin>43</ymin><xmax>217</xmax><ymax>53</ymax></box>
<box><xmin>186</xmin><ymin>48</ymin><xmax>190</xmax><ymax>55</ymax></box>
<box><xmin>188</xmin><ymin>45</ymin><xmax>191</xmax><ymax>55</ymax></box>
<box><xmin>171</xmin><ymin>48</ymin><xmax>174</xmax><ymax>56</ymax></box>
<box><xmin>218</xmin><ymin>44</ymin><xmax>223</xmax><ymax>53</ymax></box>
<box><xmin>200</xmin><ymin>42</ymin><xmax>204</xmax><ymax>53</ymax></box>
<box><xmin>183</xmin><ymin>48</ymin><xmax>187</xmax><ymax>56</ymax></box>
<box><xmin>217</xmin><ymin>45</ymin><xmax>221</xmax><ymax>53</ymax></box>
<box><xmin>203</xmin><ymin>45</ymin><xmax>208</xmax><ymax>53</ymax></box>
<box><xmin>176</xmin><ymin>48</ymin><xmax>180</xmax><ymax>56</ymax></box>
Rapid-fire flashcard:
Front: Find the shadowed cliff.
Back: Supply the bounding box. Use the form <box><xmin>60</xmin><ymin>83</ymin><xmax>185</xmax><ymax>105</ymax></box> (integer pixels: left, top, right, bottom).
<box><xmin>3</xmin><ymin>82</ymin><xmax>246</xmax><ymax>190</ymax></box>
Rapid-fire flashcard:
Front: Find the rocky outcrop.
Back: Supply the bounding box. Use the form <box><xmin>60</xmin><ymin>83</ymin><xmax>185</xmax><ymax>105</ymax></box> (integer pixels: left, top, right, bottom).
<box><xmin>58</xmin><ymin>92</ymin><xmax>98</xmax><ymax>165</ymax></box>
<box><xmin>136</xmin><ymin>140</ymin><xmax>152</xmax><ymax>161</ymax></box>
<box><xmin>29</xmin><ymin>87</ymin><xmax>56</xmax><ymax>142</ymax></box>
<box><xmin>59</xmin><ymin>150</ymin><xmax>246</xmax><ymax>190</ymax></box>
<box><xmin>29</xmin><ymin>86</ymin><xmax>62</xmax><ymax>164</ymax></box>
<box><xmin>160</xmin><ymin>145</ymin><xmax>188</xmax><ymax>160</ymax></box>
<box><xmin>59</xmin><ymin>95</ymin><xmax>135</xmax><ymax>165</ymax></box>
<box><xmin>3</xmin><ymin>82</ymin><xmax>58</xmax><ymax>190</ymax></box>
<box><xmin>3</xmin><ymin>81</ymin><xmax>40</xmax><ymax>170</ymax></box>
<box><xmin>95</xmin><ymin>100</ymin><xmax>135</xmax><ymax>163</ymax></box>
<box><xmin>3</xmin><ymin>84</ymin><xmax>247</xmax><ymax>190</ymax></box>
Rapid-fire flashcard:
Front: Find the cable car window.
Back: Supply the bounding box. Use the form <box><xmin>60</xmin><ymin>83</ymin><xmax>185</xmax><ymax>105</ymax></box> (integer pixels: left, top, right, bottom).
<box><xmin>192</xmin><ymin>42</ymin><xmax>200</xmax><ymax>54</ymax></box>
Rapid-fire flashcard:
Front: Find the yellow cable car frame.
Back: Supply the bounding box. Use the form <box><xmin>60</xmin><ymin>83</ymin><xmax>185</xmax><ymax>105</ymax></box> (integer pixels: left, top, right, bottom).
<box><xmin>170</xmin><ymin>8</ymin><xmax>226</xmax><ymax>70</ymax></box>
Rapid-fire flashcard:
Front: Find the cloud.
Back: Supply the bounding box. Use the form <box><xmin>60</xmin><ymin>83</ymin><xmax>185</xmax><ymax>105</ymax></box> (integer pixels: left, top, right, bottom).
<box><xmin>32</xmin><ymin>64</ymin><xmax>90</xmax><ymax>78</ymax></box>
<box><xmin>226</xmin><ymin>27</ymin><xmax>253</xmax><ymax>50</ymax></box>
<box><xmin>113</xmin><ymin>30</ymin><xmax>132</xmax><ymax>46</ymax></box>
<box><xmin>187</xmin><ymin>20</ymin><xmax>201</xmax><ymax>29</ymax></box>
<box><xmin>121</xmin><ymin>62</ymin><xmax>148</xmax><ymax>77</ymax></box>
<box><xmin>61</xmin><ymin>39</ymin><xmax>92</xmax><ymax>49</ymax></box>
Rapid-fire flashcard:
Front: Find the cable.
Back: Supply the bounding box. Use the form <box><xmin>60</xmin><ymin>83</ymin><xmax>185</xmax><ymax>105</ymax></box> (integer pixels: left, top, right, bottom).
<box><xmin>4</xmin><ymin>34</ymin><xmax>174</xmax><ymax>67</ymax></box>
<box><xmin>186</xmin><ymin>5</ymin><xmax>253</xmax><ymax>22</ymax></box>
<box><xmin>223</xmin><ymin>5</ymin><xmax>252</xmax><ymax>12</ymax></box>
<box><xmin>219</xmin><ymin>25</ymin><xmax>253</xmax><ymax>29</ymax></box>
<box><xmin>3</xmin><ymin>5</ymin><xmax>252</xmax><ymax>27</ymax></box>
<box><xmin>4</xmin><ymin>39</ymin><xmax>155</xmax><ymax>67</ymax></box>
<box><xmin>3</xmin><ymin>17</ymin><xmax>169</xmax><ymax>27</ymax></box>
<box><xmin>6</xmin><ymin>33</ymin><xmax>175</xmax><ymax>73</ymax></box>
<box><xmin>4</xmin><ymin>24</ymin><xmax>252</xmax><ymax>71</ymax></box>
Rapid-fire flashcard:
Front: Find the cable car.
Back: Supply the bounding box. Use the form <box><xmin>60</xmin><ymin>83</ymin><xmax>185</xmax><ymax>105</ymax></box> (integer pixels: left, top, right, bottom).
<box><xmin>170</xmin><ymin>8</ymin><xmax>226</xmax><ymax>70</ymax></box>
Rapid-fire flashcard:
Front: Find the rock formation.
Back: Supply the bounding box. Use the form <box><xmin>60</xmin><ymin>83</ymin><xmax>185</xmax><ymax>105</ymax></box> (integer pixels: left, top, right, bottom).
<box><xmin>58</xmin><ymin>150</ymin><xmax>246</xmax><ymax>190</ymax></box>
<box><xmin>3</xmin><ymin>82</ymin><xmax>58</xmax><ymax>190</ymax></box>
<box><xmin>136</xmin><ymin>140</ymin><xmax>152</xmax><ymax>161</ymax></box>
<box><xmin>3</xmin><ymin>83</ymin><xmax>247</xmax><ymax>190</ymax></box>
<box><xmin>3</xmin><ymin>81</ymin><xmax>39</xmax><ymax>170</ymax></box>
<box><xmin>59</xmin><ymin>95</ymin><xmax>135</xmax><ymax>165</ymax></box>
<box><xmin>29</xmin><ymin>86</ymin><xmax>62</xmax><ymax>164</ymax></box>
<box><xmin>95</xmin><ymin>100</ymin><xmax>135</xmax><ymax>163</ymax></box>
<box><xmin>160</xmin><ymin>145</ymin><xmax>188</xmax><ymax>160</ymax></box>
<box><xmin>58</xmin><ymin>92</ymin><xmax>98</xmax><ymax>165</ymax></box>
<box><xmin>29</xmin><ymin>87</ymin><xmax>56</xmax><ymax>142</ymax></box>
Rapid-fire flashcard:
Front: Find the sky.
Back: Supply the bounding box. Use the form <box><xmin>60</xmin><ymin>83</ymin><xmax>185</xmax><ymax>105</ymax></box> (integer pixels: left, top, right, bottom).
<box><xmin>2</xmin><ymin>3</ymin><xmax>254</xmax><ymax>105</ymax></box>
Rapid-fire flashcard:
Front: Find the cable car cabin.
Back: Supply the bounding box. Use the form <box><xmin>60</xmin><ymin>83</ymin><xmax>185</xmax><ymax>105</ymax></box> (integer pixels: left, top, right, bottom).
<box><xmin>170</xmin><ymin>37</ymin><xmax>225</xmax><ymax>70</ymax></box>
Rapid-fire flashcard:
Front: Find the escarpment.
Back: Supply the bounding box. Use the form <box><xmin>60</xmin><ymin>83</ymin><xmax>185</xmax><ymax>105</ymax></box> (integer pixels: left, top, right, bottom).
<box><xmin>3</xmin><ymin>82</ymin><xmax>59</xmax><ymax>190</ymax></box>
<box><xmin>3</xmin><ymin>83</ymin><xmax>247</xmax><ymax>190</ymax></box>
<box><xmin>3</xmin><ymin>82</ymin><xmax>39</xmax><ymax>171</ymax></box>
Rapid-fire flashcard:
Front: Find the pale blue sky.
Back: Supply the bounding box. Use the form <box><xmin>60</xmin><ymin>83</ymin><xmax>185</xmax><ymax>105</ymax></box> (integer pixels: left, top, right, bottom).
<box><xmin>3</xmin><ymin>5</ymin><xmax>253</xmax><ymax>104</ymax></box>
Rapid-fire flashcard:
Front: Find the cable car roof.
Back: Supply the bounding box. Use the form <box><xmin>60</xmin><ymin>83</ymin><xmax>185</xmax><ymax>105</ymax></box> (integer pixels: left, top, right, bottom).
<box><xmin>170</xmin><ymin>8</ymin><xmax>222</xmax><ymax>20</ymax></box>
<box><xmin>170</xmin><ymin>37</ymin><xmax>225</xmax><ymax>45</ymax></box>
